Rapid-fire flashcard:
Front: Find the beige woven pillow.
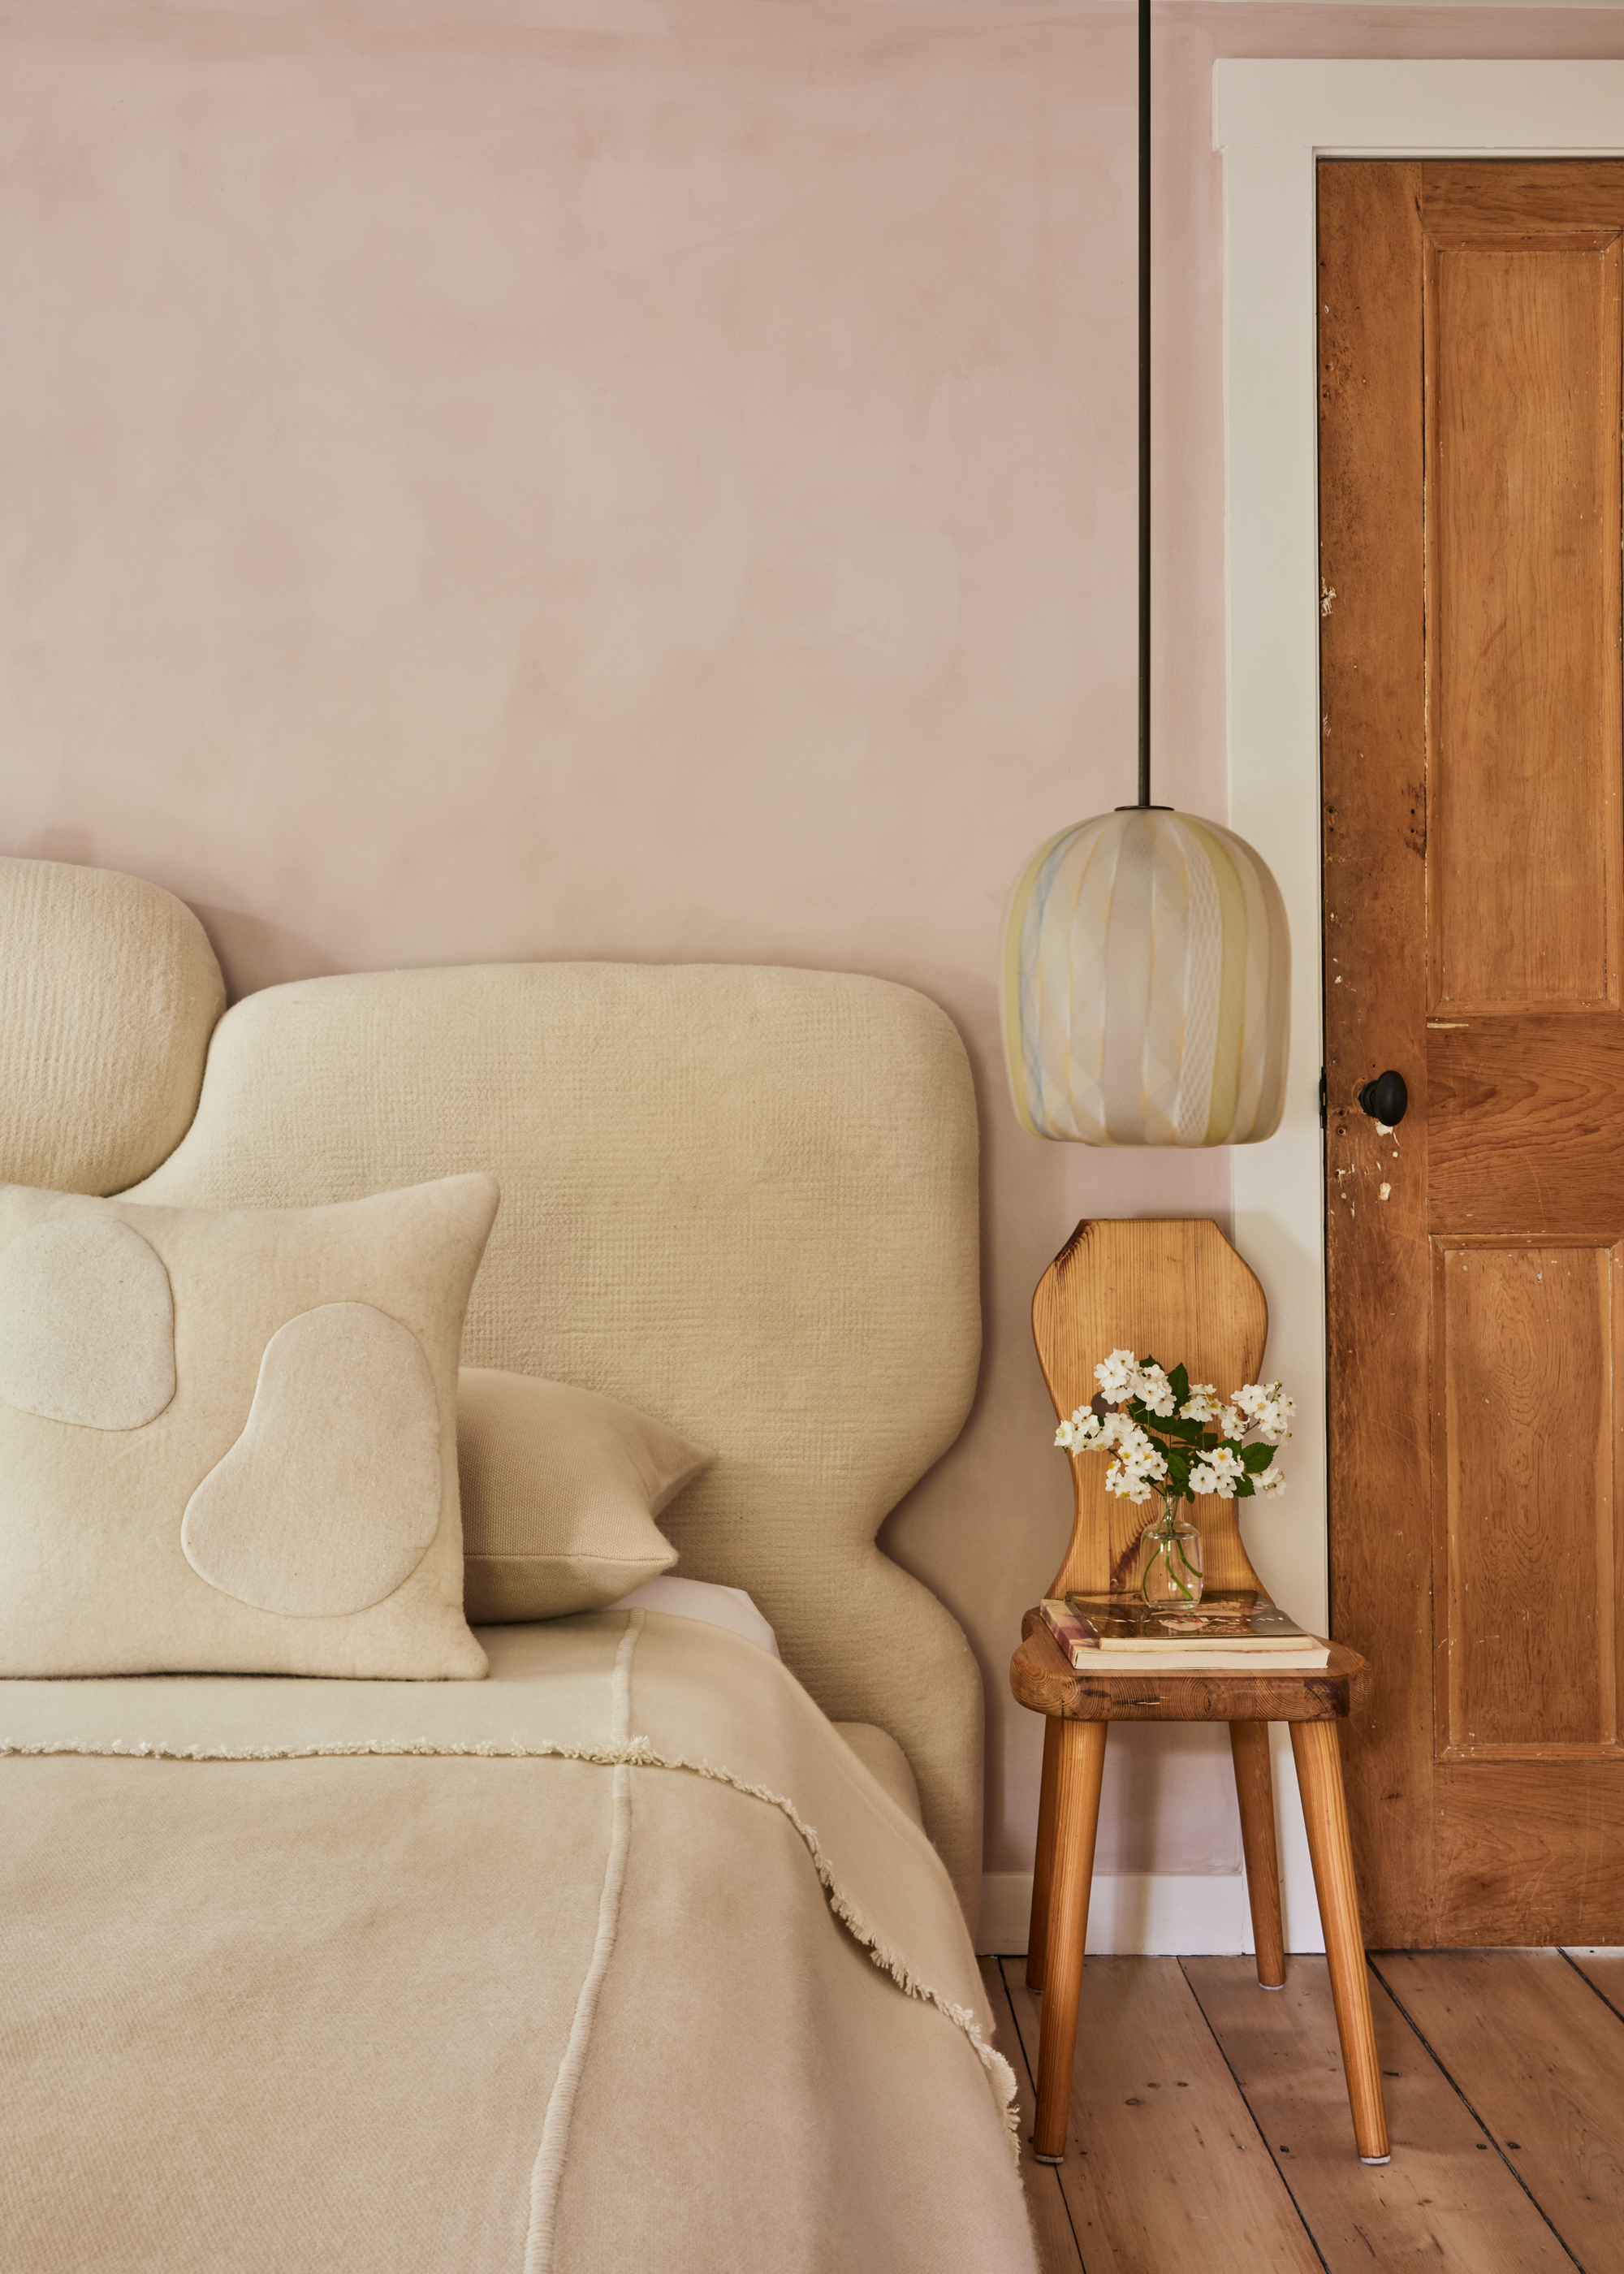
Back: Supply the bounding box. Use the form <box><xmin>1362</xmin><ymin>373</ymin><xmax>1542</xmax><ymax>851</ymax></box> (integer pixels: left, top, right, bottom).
<box><xmin>458</xmin><ymin>1368</ymin><xmax>710</xmax><ymax>1621</ymax></box>
<box><xmin>0</xmin><ymin>1174</ymin><xmax>499</xmax><ymax>1680</ymax></box>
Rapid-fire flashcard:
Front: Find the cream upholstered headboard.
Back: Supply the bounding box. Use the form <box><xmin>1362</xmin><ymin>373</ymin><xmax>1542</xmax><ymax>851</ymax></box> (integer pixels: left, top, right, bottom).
<box><xmin>0</xmin><ymin>859</ymin><xmax>986</xmax><ymax>1922</ymax></box>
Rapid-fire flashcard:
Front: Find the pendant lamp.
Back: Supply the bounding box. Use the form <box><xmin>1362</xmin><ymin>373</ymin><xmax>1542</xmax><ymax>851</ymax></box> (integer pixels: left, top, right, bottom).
<box><xmin>998</xmin><ymin>0</ymin><xmax>1289</xmax><ymax>1149</ymax></box>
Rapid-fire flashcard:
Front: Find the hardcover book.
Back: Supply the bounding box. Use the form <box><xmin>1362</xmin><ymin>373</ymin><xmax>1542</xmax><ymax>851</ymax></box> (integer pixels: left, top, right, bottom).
<box><xmin>1068</xmin><ymin>1592</ymin><xmax>1312</xmax><ymax>1650</ymax></box>
<box><xmin>1056</xmin><ymin>1591</ymin><xmax>1332</xmax><ymax>1672</ymax></box>
<box><xmin>1036</xmin><ymin>1597</ymin><xmax>1100</xmax><ymax>1668</ymax></box>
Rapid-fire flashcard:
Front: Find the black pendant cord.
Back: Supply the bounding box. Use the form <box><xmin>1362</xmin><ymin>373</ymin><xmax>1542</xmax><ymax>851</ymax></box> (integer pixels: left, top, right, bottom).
<box><xmin>1136</xmin><ymin>0</ymin><xmax>1151</xmax><ymax>811</ymax></box>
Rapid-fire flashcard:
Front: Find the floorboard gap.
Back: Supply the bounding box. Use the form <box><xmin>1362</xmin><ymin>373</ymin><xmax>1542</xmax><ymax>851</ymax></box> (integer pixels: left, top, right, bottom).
<box><xmin>1176</xmin><ymin>1956</ymin><xmax>1332</xmax><ymax>2274</ymax></box>
<box><xmin>1559</xmin><ymin>1946</ymin><xmax>1624</xmax><ymax>2030</ymax></box>
<box><xmin>1366</xmin><ymin>1955</ymin><xmax>1587</xmax><ymax>2273</ymax></box>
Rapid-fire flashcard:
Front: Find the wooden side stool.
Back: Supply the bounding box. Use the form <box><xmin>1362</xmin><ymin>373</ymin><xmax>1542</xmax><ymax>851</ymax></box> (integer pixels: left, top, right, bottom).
<box><xmin>1011</xmin><ymin>1217</ymin><xmax>1390</xmax><ymax>2169</ymax></box>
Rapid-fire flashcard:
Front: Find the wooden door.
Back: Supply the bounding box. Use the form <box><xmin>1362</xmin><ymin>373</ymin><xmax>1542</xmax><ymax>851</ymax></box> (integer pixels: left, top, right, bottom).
<box><xmin>1321</xmin><ymin>162</ymin><xmax>1624</xmax><ymax>1946</ymax></box>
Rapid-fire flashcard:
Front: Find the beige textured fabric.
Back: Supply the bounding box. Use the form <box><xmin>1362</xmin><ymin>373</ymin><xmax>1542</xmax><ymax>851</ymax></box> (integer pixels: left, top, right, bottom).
<box><xmin>0</xmin><ymin>1614</ymin><xmax>1034</xmax><ymax>2274</ymax></box>
<box><xmin>127</xmin><ymin>962</ymin><xmax>986</xmax><ymax>1922</ymax></box>
<box><xmin>834</xmin><ymin>1720</ymin><xmax>925</xmax><ymax>1828</ymax></box>
<box><xmin>0</xmin><ymin>1215</ymin><xmax>175</xmax><ymax>1427</ymax></box>
<box><xmin>0</xmin><ymin>857</ymin><xmax>225</xmax><ymax>1195</ymax></box>
<box><xmin>183</xmin><ymin>1305</ymin><xmax>443</xmax><ymax>1617</ymax></box>
<box><xmin>0</xmin><ymin>1175</ymin><xmax>497</xmax><ymax>1679</ymax></box>
<box><xmin>457</xmin><ymin>1368</ymin><xmax>704</xmax><ymax>1621</ymax></box>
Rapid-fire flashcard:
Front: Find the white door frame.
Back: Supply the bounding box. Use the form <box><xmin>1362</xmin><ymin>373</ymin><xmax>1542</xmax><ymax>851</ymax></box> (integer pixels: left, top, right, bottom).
<box><xmin>1210</xmin><ymin>61</ymin><xmax>1624</xmax><ymax>1955</ymax></box>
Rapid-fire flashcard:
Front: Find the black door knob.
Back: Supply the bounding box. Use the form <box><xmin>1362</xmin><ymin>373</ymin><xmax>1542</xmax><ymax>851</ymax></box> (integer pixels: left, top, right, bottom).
<box><xmin>1358</xmin><ymin>1070</ymin><xmax>1408</xmax><ymax>1126</ymax></box>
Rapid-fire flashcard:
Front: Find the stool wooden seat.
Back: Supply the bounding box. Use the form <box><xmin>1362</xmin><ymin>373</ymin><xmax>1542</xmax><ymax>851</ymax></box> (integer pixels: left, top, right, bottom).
<box><xmin>1010</xmin><ymin>1217</ymin><xmax>1389</xmax><ymax>2169</ymax></box>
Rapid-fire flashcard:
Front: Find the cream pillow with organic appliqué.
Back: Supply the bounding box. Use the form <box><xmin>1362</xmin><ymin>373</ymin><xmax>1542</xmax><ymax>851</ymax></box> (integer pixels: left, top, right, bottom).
<box><xmin>0</xmin><ymin>1174</ymin><xmax>499</xmax><ymax>1680</ymax></box>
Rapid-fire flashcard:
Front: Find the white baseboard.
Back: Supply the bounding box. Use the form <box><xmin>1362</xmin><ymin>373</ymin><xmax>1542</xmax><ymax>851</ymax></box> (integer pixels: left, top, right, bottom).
<box><xmin>978</xmin><ymin>1870</ymin><xmax>1255</xmax><ymax>1956</ymax></box>
<box><xmin>979</xmin><ymin>1727</ymin><xmax>1328</xmax><ymax>1957</ymax></box>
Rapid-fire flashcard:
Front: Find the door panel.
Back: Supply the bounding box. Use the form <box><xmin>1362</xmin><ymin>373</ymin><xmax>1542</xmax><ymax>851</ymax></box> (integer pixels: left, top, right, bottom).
<box><xmin>1436</xmin><ymin>1764</ymin><xmax>1624</xmax><ymax>1943</ymax></box>
<box><xmin>1428</xmin><ymin>236</ymin><xmax>1622</xmax><ymax>1011</ymax></box>
<box><xmin>1433</xmin><ymin>1241</ymin><xmax>1619</xmax><ymax>1757</ymax></box>
<box><xmin>1429</xmin><ymin>1016</ymin><xmax>1624</xmax><ymax>1235</ymax></box>
<box><xmin>1321</xmin><ymin>160</ymin><xmax>1624</xmax><ymax>1943</ymax></box>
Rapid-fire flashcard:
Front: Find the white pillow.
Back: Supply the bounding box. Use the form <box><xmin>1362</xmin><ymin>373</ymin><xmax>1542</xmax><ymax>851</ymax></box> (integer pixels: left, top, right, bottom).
<box><xmin>608</xmin><ymin>1575</ymin><xmax>780</xmax><ymax>1657</ymax></box>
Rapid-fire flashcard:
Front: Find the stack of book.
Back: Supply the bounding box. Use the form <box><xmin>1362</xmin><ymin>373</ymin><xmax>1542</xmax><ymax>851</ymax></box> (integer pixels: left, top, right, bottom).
<box><xmin>1037</xmin><ymin>1592</ymin><xmax>1329</xmax><ymax>1671</ymax></box>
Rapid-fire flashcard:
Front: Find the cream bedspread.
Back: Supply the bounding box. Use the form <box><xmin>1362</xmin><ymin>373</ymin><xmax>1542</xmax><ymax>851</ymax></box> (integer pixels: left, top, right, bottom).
<box><xmin>2</xmin><ymin>1611</ymin><xmax>1037</xmax><ymax>2273</ymax></box>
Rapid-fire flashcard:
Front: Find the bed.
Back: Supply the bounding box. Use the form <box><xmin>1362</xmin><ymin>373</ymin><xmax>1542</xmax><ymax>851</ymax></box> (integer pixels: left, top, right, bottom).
<box><xmin>0</xmin><ymin>856</ymin><xmax>1037</xmax><ymax>2272</ymax></box>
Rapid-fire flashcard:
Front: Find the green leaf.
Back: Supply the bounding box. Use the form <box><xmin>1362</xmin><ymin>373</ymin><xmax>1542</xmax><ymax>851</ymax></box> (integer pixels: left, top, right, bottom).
<box><xmin>1241</xmin><ymin>1442</ymin><xmax>1274</xmax><ymax>1473</ymax></box>
<box><xmin>1236</xmin><ymin>1476</ymin><xmax>1255</xmax><ymax>1498</ymax></box>
<box><xmin>1168</xmin><ymin>1363</ymin><xmax>1190</xmax><ymax>1402</ymax></box>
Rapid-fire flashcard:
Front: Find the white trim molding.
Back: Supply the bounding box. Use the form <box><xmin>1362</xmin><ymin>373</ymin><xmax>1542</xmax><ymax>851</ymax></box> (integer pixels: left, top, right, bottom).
<box><xmin>978</xmin><ymin>1870</ymin><xmax>1251</xmax><ymax>1958</ymax></box>
<box><xmin>981</xmin><ymin>1716</ymin><xmax>1328</xmax><ymax>1955</ymax></box>
<box><xmin>1212</xmin><ymin>59</ymin><xmax>1624</xmax><ymax>1961</ymax></box>
<box><xmin>978</xmin><ymin>1839</ymin><xmax>1330</xmax><ymax>1958</ymax></box>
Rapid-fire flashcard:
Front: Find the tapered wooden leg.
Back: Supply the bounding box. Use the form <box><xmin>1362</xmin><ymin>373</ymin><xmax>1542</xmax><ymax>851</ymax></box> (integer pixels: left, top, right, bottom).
<box><xmin>1032</xmin><ymin>1718</ymin><xmax>1108</xmax><ymax>2164</ymax></box>
<box><xmin>1026</xmin><ymin>1715</ymin><xmax>1064</xmax><ymax>1991</ymax></box>
<box><xmin>1229</xmin><ymin>1720</ymin><xmax>1286</xmax><ymax>1989</ymax></box>
<box><xmin>1289</xmin><ymin>1718</ymin><xmax>1391</xmax><ymax>2164</ymax></box>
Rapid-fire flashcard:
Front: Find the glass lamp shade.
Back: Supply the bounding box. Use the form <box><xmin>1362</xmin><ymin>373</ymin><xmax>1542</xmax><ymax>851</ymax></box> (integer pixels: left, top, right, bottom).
<box><xmin>1000</xmin><ymin>807</ymin><xmax>1289</xmax><ymax>1147</ymax></box>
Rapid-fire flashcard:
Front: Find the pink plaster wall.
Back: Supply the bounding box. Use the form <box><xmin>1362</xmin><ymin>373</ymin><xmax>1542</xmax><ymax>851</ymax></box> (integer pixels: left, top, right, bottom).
<box><xmin>6</xmin><ymin>0</ymin><xmax>1620</xmax><ymax>1890</ymax></box>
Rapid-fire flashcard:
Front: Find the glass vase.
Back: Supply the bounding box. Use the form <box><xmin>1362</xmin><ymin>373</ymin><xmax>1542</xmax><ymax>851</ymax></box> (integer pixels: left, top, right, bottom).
<box><xmin>1138</xmin><ymin>1507</ymin><xmax>1204</xmax><ymax>1608</ymax></box>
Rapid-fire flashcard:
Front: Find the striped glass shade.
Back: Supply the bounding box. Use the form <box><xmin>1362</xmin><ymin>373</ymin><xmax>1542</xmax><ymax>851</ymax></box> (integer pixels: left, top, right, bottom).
<box><xmin>1000</xmin><ymin>808</ymin><xmax>1289</xmax><ymax>1147</ymax></box>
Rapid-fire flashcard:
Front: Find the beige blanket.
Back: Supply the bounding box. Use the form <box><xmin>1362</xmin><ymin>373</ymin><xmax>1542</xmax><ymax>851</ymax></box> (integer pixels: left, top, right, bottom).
<box><xmin>2</xmin><ymin>1612</ymin><xmax>1036</xmax><ymax>2273</ymax></box>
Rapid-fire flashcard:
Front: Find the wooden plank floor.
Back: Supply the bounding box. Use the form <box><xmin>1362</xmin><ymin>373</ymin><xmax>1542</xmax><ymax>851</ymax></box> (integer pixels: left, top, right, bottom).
<box><xmin>987</xmin><ymin>1948</ymin><xmax>1624</xmax><ymax>2272</ymax></box>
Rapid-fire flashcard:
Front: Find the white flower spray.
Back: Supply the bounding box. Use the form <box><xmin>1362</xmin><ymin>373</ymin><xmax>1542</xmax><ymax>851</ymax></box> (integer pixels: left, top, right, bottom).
<box><xmin>1054</xmin><ymin>1351</ymin><xmax>1292</xmax><ymax>1604</ymax></box>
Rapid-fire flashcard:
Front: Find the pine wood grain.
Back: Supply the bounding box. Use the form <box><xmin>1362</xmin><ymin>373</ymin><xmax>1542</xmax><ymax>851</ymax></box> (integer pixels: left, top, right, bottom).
<box><xmin>1321</xmin><ymin>156</ymin><xmax>1624</xmax><ymax>1944</ymax></box>
<box><xmin>1376</xmin><ymin>1948</ymin><xmax>1624</xmax><ymax>2265</ymax></box>
<box><xmin>1031</xmin><ymin>1219</ymin><xmax>1268</xmax><ymax>1599</ymax></box>
<box><xmin>1564</xmin><ymin>1946</ymin><xmax>1624</xmax><ymax>2022</ymax></box>
<box><xmin>1013</xmin><ymin>1610</ymin><xmax>1363</xmax><ymax>1725</ymax></box>
<box><xmin>1435</xmin><ymin>1764</ymin><xmax>1624</xmax><ymax>1943</ymax></box>
<box><xmin>1026</xmin><ymin>1714</ymin><xmax>1063</xmax><ymax>1992</ymax></box>
<box><xmin>1434</xmin><ymin>1243</ymin><xmax>1619</xmax><ymax>1753</ymax></box>
<box><xmin>1229</xmin><ymin>1720</ymin><xmax>1285</xmax><ymax>1987</ymax></box>
<box><xmin>1430</xmin><ymin>1018</ymin><xmax>1624</xmax><ymax>1237</ymax></box>
<box><xmin>1181</xmin><ymin>1956</ymin><xmax>1575</xmax><ymax>2271</ymax></box>
<box><xmin>979</xmin><ymin>1957</ymin><xmax>1084</xmax><ymax>2274</ymax></box>
<box><xmin>1426</xmin><ymin>231</ymin><xmax>1622</xmax><ymax>1012</ymax></box>
<box><xmin>1289</xmin><ymin>1722</ymin><xmax>1389</xmax><ymax>2162</ymax></box>
<box><xmin>1033</xmin><ymin>1717</ymin><xmax>1109</xmax><ymax>2161</ymax></box>
<box><xmin>1318</xmin><ymin>159</ymin><xmax>1436</xmax><ymax>1951</ymax></box>
<box><xmin>1422</xmin><ymin>158</ymin><xmax>1624</xmax><ymax>234</ymax></box>
<box><xmin>1000</xmin><ymin>1958</ymin><xmax>1322</xmax><ymax>2272</ymax></box>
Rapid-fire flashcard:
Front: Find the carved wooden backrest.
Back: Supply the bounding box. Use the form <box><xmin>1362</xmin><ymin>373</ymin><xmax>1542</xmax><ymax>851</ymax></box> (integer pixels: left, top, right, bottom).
<box><xmin>1033</xmin><ymin>1217</ymin><xmax>1269</xmax><ymax>1598</ymax></box>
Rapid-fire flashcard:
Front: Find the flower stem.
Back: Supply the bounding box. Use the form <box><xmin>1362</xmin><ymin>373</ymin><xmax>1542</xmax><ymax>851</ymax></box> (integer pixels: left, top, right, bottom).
<box><xmin>1142</xmin><ymin>1498</ymin><xmax>1202</xmax><ymax>1606</ymax></box>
